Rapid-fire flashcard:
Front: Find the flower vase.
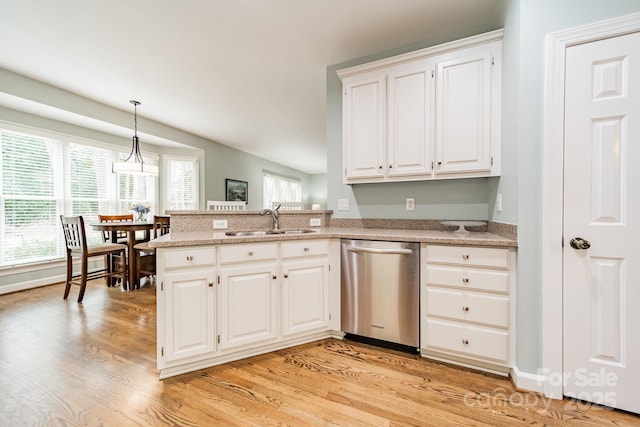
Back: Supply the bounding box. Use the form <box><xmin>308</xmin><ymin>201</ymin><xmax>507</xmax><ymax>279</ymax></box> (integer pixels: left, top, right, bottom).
<box><xmin>136</xmin><ymin>212</ymin><xmax>148</xmax><ymax>223</ymax></box>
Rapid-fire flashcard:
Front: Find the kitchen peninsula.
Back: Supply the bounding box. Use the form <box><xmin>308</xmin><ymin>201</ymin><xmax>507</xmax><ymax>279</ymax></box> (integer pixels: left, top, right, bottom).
<box><xmin>151</xmin><ymin>210</ymin><xmax>517</xmax><ymax>379</ymax></box>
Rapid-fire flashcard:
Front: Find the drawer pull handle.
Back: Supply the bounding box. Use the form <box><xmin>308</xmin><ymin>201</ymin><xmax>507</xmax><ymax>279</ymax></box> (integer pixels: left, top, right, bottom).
<box><xmin>462</xmin><ymin>339</ymin><xmax>469</xmax><ymax>345</ymax></box>
<box><xmin>462</xmin><ymin>254</ymin><xmax>469</xmax><ymax>260</ymax></box>
<box><xmin>248</xmin><ymin>251</ymin><xmax>254</xmax><ymax>256</ymax></box>
<box><xmin>304</xmin><ymin>247</ymin><xmax>310</xmax><ymax>252</ymax></box>
<box><xmin>186</xmin><ymin>256</ymin><xmax>194</xmax><ymax>261</ymax></box>
<box><xmin>462</xmin><ymin>277</ymin><xmax>469</xmax><ymax>283</ymax></box>
<box><xmin>462</xmin><ymin>306</ymin><xmax>470</xmax><ymax>312</ymax></box>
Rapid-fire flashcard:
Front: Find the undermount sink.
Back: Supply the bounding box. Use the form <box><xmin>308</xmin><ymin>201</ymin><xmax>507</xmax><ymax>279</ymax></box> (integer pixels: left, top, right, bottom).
<box><xmin>225</xmin><ymin>229</ymin><xmax>317</xmax><ymax>236</ymax></box>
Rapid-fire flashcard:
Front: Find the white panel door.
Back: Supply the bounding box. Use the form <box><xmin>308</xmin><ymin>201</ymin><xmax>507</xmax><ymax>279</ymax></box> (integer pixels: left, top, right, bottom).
<box><xmin>435</xmin><ymin>48</ymin><xmax>492</xmax><ymax>174</ymax></box>
<box><xmin>281</xmin><ymin>259</ymin><xmax>329</xmax><ymax>336</ymax></box>
<box><xmin>163</xmin><ymin>269</ymin><xmax>216</xmax><ymax>363</ymax></box>
<box><xmin>563</xmin><ymin>32</ymin><xmax>640</xmax><ymax>414</ymax></box>
<box><xmin>220</xmin><ymin>264</ymin><xmax>278</xmax><ymax>351</ymax></box>
<box><xmin>343</xmin><ymin>72</ymin><xmax>386</xmax><ymax>181</ymax></box>
<box><xmin>387</xmin><ymin>60</ymin><xmax>434</xmax><ymax>178</ymax></box>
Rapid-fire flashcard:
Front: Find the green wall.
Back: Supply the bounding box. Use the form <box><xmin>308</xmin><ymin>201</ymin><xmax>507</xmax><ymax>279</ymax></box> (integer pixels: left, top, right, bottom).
<box><xmin>326</xmin><ymin>0</ymin><xmax>640</xmax><ymax>378</ymax></box>
<box><xmin>326</xmin><ymin>22</ymin><xmax>505</xmax><ymax>220</ymax></box>
<box><xmin>0</xmin><ymin>68</ymin><xmax>325</xmax><ymax>292</ymax></box>
<box><xmin>502</xmin><ymin>0</ymin><xmax>640</xmax><ymax>376</ymax></box>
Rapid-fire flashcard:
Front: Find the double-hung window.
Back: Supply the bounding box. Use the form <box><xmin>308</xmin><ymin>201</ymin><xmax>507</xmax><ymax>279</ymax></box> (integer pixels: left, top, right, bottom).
<box><xmin>262</xmin><ymin>171</ymin><xmax>302</xmax><ymax>209</ymax></box>
<box><xmin>0</xmin><ymin>125</ymin><xmax>157</xmax><ymax>268</ymax></box>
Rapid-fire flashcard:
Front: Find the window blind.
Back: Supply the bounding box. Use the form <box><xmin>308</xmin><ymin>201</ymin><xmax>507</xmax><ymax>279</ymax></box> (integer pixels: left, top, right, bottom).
<box><xmin>0</xmin><ymin>126</ymin><xmax>158</xmax><ymax>267</ymax></box>
<box><xmin>262</xmin><ymin>172</ymin><xmax>302</xmax><ymax>209</ymax></box>
<box><xmin>166</xmin><ymin>157</ymin><xmax>197</xmax><ymax>210</ymax></box>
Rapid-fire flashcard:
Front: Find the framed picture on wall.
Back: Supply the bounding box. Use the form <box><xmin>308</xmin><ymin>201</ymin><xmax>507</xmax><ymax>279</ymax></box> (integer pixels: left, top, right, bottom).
<box><xmin>225</xmin><ymin>179</ymin><xmax>248</xmax><ymax>203</ymax></box>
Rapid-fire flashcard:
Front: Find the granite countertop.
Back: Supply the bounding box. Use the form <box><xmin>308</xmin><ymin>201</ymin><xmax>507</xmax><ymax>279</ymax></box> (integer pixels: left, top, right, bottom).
<box><xmin>149</xmin><ymin>226</ymin><xmax>517</xmax><ymax>248</ymax></box>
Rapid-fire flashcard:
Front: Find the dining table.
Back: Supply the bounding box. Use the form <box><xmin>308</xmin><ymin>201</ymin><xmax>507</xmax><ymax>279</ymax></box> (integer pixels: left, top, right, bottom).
<box><xmin>90</xmin><ymin>221</ymin><xmax>154</xmax><ymax>290</ymax></box>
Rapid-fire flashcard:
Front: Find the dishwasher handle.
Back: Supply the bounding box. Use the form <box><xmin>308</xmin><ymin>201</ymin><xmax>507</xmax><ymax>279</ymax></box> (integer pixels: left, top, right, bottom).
<box><xmin>345</xmin><ymin>245</ymin><xmax>413</xmax><ymax>255</ymax></box>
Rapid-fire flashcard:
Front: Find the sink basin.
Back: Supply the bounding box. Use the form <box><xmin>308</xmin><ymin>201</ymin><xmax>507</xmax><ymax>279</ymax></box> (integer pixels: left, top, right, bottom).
<box><xmin>225</xmin><ymin>230</ymin><xmax>274</xmax><ymax>236</ymax></box>
<box><xmin>280</xmin><ymin>229</ymin><xmax>317</xmax><ymax>234</ymax></box>
<box><xmin>224</xmin><ymin>229</ymin><xmax>317</xmax><ymax>236</ymax></box>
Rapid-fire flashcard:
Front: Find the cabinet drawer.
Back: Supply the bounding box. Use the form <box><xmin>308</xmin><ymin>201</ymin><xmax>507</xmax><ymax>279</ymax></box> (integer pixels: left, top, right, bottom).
<box><xmin>425</xmin><ymin>319</ymin><xmax>508</xmax><ymax>363</ymax></box>
<box><xmin>427</xmin><ymin>245</ymin><xmax>508</xmax><ymax>268</ymax></box>
<box><xmin>164</xmin><ymin>247</ymin><xmax>216</xmax><ymax>269</ymax></box>
<box><xmin>219</xmin><ymin>243</ymin><xmax>278</xmax><ymax>264</ymax></box>
<box><xmin>281</xmin><ymin>240</ymin><xmax>329</xmax><ymax>259</ymax></box>
<box><xmin>426</xmin><ymin>287</ymin><xmax>508</xmax><ymax>327</ymax></box>
<box><xmin>426</xmin><ymin>265</ymin><xmax>508</xmax><ymax>293</ymax></box>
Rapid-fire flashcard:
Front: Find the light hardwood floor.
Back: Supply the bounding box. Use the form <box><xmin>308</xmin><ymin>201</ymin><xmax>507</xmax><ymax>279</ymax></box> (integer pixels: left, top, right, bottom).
<box><xmin>1</xmin><ymin>281</ymin><xmax>638</xmax><ymax>426</ymax></box>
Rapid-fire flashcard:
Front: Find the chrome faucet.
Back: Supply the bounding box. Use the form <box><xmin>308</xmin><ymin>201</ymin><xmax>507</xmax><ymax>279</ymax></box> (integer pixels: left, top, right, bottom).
<box><xmin>259</xmin><ymin>204</ymin><xmax>281</xmax><ymax>230</ymax></box>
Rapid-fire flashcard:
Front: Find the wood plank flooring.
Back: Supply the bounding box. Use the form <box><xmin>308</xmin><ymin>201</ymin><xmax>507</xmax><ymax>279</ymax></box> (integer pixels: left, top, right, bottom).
<box><xmin>1</xmin><ymin>281</ymin><xmax>638</xmax><ymax>426</ymax></box>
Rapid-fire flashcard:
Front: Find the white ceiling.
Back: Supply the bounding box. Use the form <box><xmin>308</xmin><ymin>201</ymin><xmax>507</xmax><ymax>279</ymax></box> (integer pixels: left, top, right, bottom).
<box><xmin>0</xmin><ymin>0</ymin><xmax>501</xmax><ymax>174</ymax></box>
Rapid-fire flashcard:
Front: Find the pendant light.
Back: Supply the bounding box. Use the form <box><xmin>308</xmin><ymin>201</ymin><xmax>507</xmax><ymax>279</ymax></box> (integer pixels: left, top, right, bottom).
<box><xmin>112</xmin><ymin>100</ymin><xmax>159</xmax><ymax>175</ymax></box>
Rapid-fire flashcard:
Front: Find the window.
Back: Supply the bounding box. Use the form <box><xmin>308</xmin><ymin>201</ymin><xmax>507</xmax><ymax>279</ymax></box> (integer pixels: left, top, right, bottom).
<box><xmin>165</xmin><ymin>156</ymin><xmax>198</xmax><ymax>210</ymax></box>
<box><xmin>262</xmin><ymin>171</ymin><xmax>302</xmax><ymax>209</ymax></box>
<box><xmin>0</xmin><ymin>125</ymin><xmax>157</xmax><ymax>267</ymax></box>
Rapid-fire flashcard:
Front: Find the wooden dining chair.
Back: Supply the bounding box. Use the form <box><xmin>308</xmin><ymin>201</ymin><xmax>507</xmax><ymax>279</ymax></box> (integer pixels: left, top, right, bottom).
<box><xmin>133</xmin><ymin>215</ymin><xmax>170</xmax><ymax>288</ymax></box>
<box><xmin>98</xmin><ymin>214</ymin><xmax>134</xmax><ymax>244</ymax></box>
<box><xmin>98</xmin><ymin>214</ymin><xmax>133</xmax><ymax>287</ymax></box>
<box><xmin>60</xmin><ymin>216</ymin><xmax>128</xmax><ymax>303</ymax></box>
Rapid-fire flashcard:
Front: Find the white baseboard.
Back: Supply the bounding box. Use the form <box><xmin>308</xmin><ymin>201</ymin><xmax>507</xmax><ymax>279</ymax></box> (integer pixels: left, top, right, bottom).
<box><xmin>511</xmin><ymin>365</ymin><xmax>547</xmax><ymax>395</ymax></box>
<box><xmin>0</xmin><ymin>274</ymin><xmax>65</xmax><ymax>295</ymax></box>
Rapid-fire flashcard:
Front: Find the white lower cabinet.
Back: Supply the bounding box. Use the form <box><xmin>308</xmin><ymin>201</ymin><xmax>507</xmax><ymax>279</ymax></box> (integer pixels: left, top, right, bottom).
<box><xmin>281</xmin><ymin>249</ymin><xmax>330</xmax><ymax>336</ymax></box>
<box><xmin>157</xmin><ymin>239</ymin><xmax>335</xmax><ymax>378</ymax></box>
<box><xmin>219</xmin><ymin>242</ymin><xmax>279</xmax><ymax>351</ymax></box>
<box><xmin>157</xmin><ymin>246</ymin><xmax>217</xmax><ymax>370</ymax></box>
<box><xmin>421</xmin><ymin>244</ymin><xmax>515</xmax><ymax>373</ymax></box>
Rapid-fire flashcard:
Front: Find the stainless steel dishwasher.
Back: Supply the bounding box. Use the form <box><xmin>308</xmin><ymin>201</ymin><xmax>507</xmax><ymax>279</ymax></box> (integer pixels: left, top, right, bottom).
<box><xmin>341</xmin><ymin>239</ymin><xmax>419</xmax><ymax>350</ymax></box>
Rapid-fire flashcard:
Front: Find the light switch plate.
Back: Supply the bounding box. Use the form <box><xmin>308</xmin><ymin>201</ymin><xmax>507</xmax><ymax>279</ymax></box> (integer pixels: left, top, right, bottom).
<box><xmin>338</xmin><ymin>199</ymin><xmax>350</xmax><ymax>211</ymax></box>
<box><xmin>213</xmin><ymin>219</ymin><xmax>228</xmax><ymax>229</ymax></box>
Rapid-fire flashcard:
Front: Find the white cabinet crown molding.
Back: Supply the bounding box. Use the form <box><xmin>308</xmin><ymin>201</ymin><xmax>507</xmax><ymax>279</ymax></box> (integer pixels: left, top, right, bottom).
<box><xmin>337</xmin><ymin>29</ymin><xmax>504</xmax><ymax>80</ymax></box>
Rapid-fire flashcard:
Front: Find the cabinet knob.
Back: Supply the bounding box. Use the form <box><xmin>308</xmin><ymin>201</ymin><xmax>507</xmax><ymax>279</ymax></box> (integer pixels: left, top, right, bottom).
<box><xmin>462</xmin><ymin>277</ymin><xmax>470</xmax><ymax>283</ymax></box>
<box><xmin>272</xmin><ymin>275</ymin><xmax>277</xmax><ymax>280</ymax></box>
<box><xmin>209</xmin><ymin>282</ymin><xmax>214</xmax><ymax>287</ymax></box>
<box><xmin>304</xmin><ymin>247</ymin><xmax>310</xmax><ymax>252</ymax></box>
<box><xmin>462</xmin><ymin>306</ymin><xmax>470</xmax><ymax>312</ymax></box>
<box><xmin>379</xmin><ymin>165</ymin><xmax>383</xmax><ymax>169</ymax></box>
<box><xmin>462</xmin><ymin>254</ymin><xmax>469</xmax><ymax>260</ymax></box>
<box><xmin>462</xmin><ymin>339</ymin><xmax>469</xmax><ymax>345</ymax></box>
<box><xmin>284</xmin><ymin>273</ymin><xmax>289</xmax><ymax>279</ymax></box>
<box><xmin>186</xmin><ymin>256</ymin><xmax>193</xmax><ymax>261</ymax></box>
<box><xmin>248</xmin><ymin>251</ymin><xmax>254</xmax><ymax>256</ymax></box>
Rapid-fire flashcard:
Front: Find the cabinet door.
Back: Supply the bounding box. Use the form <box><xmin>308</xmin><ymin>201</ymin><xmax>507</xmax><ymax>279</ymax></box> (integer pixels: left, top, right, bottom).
<box><xmin>343</xmin><ymin>72</ymin><xmax>386</xmax><ymax>181</ymax></box>
<box><xmin>163</xmin><ymin>269</ymin><xmax>216</xmax><ymax>363</ymax></box>
<box><xmin>282</xmin><ymin>259</ymin><xmax>330</xmax><ymax>336</ymax></box>
<box><xmin>435</xmin><ymin>47</ymin><xmax>493</xmax><ymax>174</ymax></box>
<box><xmin>387</xmin><ymin>61</ymin><xmax>434</xmax><ymax>178</ymax></box>
<box><xmin>220</xmin><ymin>263</ymin><xmax>278</xmax><ymax>350</ymax></box>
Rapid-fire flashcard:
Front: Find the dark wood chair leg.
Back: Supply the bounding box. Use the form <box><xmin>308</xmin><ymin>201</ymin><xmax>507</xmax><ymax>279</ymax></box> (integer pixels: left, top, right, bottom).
<box><xmin>77</xmin><ymin>254</ymin><xmax>89</xmax><ymax>303</ymax></box>
<box><xmin>63</xmin><ymin>252</ymin><xmax>72</xmax><ymax>300</ymax></box>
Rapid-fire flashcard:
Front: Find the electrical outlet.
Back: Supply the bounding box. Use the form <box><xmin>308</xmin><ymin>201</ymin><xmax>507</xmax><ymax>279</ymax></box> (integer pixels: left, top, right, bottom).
<box><xmin>406</xmin><ymin>197</ymin><xmax>415</xmax><ymax>211</ymax></box>
<box><xmin>213</xmin><ymin>219</ymin><xmax>228</xmax><ymax>229</ymax></box>
<box><xmin>310</xmin><ymin>218</ymin><xmax>321</xmax><ymax>227</ymax></box>
<box><xmin>338</xmin><ymin>199</ymin><xmax>350</xmax><ymax>211</ymax></box>
<box><xmin>496</xmin><ymin>194</ymin><xmax>502</xmax><ymax>212</ymax></box>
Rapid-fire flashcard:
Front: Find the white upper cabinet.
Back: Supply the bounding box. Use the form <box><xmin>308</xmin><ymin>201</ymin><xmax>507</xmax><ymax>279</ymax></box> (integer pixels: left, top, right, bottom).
<box><xmin>338</xmin><ymin>30</ymin><xmax>502</xmax><ymax>184</ymax></box>
<box><xmin>387</xmin><ymin>59</ymin><xmax>435</xmax><ymax>178</ymax></box>
<box><xmin>342</xmin><ymin>71</ymin><xmax>386</xmax><ymax>180</ymax></box>
<box><xmin>435</xmin><ymin>42</ymin><xmax>501</xmax><ymax>176</ymax></box>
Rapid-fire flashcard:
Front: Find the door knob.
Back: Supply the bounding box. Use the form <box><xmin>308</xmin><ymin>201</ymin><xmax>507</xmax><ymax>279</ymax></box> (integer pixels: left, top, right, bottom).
<box><xmin>570</xmin><ymin>237</ymin><xmax>591</xmax><ymax>250</ymax></box>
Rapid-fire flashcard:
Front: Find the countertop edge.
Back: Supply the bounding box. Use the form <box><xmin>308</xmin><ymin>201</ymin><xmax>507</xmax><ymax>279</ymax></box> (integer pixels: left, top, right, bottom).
<box><xmin>149</xmin><ymin>227</ymin><xmax>517</xmax><ymax>249</ymax></box>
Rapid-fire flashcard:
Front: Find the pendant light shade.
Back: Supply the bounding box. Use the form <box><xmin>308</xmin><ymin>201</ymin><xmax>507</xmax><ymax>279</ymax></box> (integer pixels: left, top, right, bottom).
<box><xmin>112</xmin><ymin>100</ymin><xmax>158</xmax><ymax>176</ymax></box>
